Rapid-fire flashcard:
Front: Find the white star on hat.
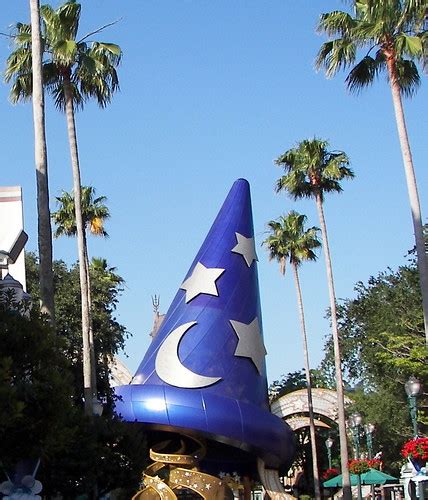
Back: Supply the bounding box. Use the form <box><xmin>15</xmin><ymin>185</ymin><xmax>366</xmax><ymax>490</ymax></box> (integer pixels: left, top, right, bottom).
<box><xmin>230</xmin><ymin>317</ymin><xmax>266</xmax><ymax>374</ymax></box>
<box><xmin>231</xmin><ymin>232</ymin><xmax>258</xmax><ymax>267</ymax></box>
<box><xmin>180</xmin><ymin>262</ymin><xmax>225</xmax><ymax>303</ymax></box>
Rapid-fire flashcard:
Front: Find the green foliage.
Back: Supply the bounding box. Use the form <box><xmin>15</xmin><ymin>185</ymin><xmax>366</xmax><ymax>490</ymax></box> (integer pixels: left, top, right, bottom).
<box><xmin>275</xmin><ymin>138</ymin><xmax>354</xmax><ymax>203</ymax></box>
<box><xmin>40</xmin><ymin>415</ymin><xmax>146</xmax><ymax>498</ymax></box>
<box><xmin>12</xmin><ymin>254</ymin><xmax>145</xmax><ymax>495</ymax></box>
<box><xmin>320</xmin><ymin>259</ymin><xmax>427</xmax><ymax>472</ymax></box>
<box><xmin>0</xmin><ymin>304</ymin><xmax>75</xmax><ymax>468</ymax></box>
<box><xmin>5</xmin><ymin>0</ymin><xmax>122</xmax><ymax>111</ymax></box>
<box><xmin>52</xmin><ymin>186</ymin><xmax>110</xmax><ymax>238</ymax></box>
<box><xmin>268</xmin><ymin>369</ymin><xmax>333</xmax><ymax>402</ymax></box>
<box><xmin>263</xmin><ymin>211</ymin><xmax>321</xmax><ymax>274</ymax></box>
<box><xmin>322</xmin><ymin>263</ymin><xmax>427</xmax><ymax>384</ymax></box>
<box><xmin>346</xmin><ymin>386</ymin><xmax>411</xmax><ymax>473</ymax></box>
<box><xmin>26</xmin><ymin>252</ymin><xmax>129</xmax><ymax>408</ymax></box>
<box><xmin>316</xmin><ymin>0</ymin><xmax>427</xmax><ymax>96</ymax></box>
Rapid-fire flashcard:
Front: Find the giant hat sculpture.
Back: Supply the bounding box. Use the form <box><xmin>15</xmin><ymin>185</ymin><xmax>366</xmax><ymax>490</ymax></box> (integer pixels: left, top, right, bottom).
<box><xmin>115</xmin><ymin>179</ymin><xmax>295</xmax><ymax>498</ymax></box>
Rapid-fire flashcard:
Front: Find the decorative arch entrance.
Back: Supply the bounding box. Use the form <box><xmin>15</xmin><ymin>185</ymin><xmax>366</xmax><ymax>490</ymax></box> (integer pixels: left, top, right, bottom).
<box><xmin>271</xmin><ymin>388</ymin><xmax>353</xmax><ymax>426</ymax></box>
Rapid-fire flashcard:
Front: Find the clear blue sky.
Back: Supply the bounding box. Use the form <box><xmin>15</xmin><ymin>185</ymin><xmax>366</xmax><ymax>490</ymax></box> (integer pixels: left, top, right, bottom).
<box><xmin>1</xmin><ymin>1</ymin><xmax>426</xmax><ymax>384</ymax></box>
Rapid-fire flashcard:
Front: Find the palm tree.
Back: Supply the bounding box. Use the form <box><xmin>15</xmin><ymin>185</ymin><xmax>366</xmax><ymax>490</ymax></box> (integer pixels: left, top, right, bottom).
<box><xmin>315</xmin><ymin>0</ymin><xmax>428</xmax><ymax>346</ymax></box>
<box><xmin>52</xmin><ymin>186</ymin><xmax>110</xmax><ymax>239</ymax></box>
<box><xmin>6</xmin><ymin>1</ymin><xmax>121</xmax><ymax>416</ymax></box>
<box><xmin>263</xmin><ymin>211</ymin><xmax>322</xmax><ymax>500</ymax></box>
<box><xmin>275</xmin><ymin>138</ymin><xmax>354</xmax><ymax>500</ymax></box>
<box><xmin>29</xmin><ymin>0</ymin><xmax>55</xmax><ymax>321</ymax></box>
<box><xmin>52</xmin><ymin>186</ymin><xmax>110</xmax><ymax>406</ymax></box>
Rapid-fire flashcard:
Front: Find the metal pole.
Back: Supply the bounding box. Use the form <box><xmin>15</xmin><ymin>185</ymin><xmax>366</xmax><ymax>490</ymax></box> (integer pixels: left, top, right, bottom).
<box><xmin>408</xmin><ymin>395</ymin><xmax>418</xmax><ymax>438</ymax></box>
<box><xmin>325</xmin><ymin>437</ymin><xmax>334</xmax><ymax>470</ymax></box>
<box><xmin>365</xmin><ymin>425</ymin><xmax>375</xmax><ymax>500</ymax></box>
<box><xmin>352</xmin><ymin>426</ymin><xmax>363</xmax><ymax>500</ymax></box>
<box><xmin>366</xmin><ymin>432</ymin><xmax>373</xmax><ymax>459</ymax></box>
<box><xmin>405</xmin><ymin>376</ymin><xmax>421</xmax><ymax>438</ymax></box>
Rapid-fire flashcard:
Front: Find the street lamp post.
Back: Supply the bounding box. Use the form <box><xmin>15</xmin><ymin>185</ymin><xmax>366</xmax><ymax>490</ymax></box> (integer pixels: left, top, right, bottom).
<box><xmin>325</xmin><ymin>437</ymin><xmax>334</xmax><ymax>470</ymax></box>
<box><xmin>365</xmin><ymin>423</ymin><xmax>375</xmax><ymax>499</ymax></box>
<box><xmin>350</xmin><ymin>412</ymin><xmax>363</xmax><ymax>458</ymax></box>
<box><xmin>404</xmin><ymin>375</ymin><xmax>421</xmax><ymax>438</ymax></box>
<box><xmin>364</xmin><ymin>423</ymin><xmax>375</xmax><ymax>460</ymax></box>
<box><xmin>349</xmin><ymin>412</ymin><xmax>363</xmax><ymax>500</ymax></box>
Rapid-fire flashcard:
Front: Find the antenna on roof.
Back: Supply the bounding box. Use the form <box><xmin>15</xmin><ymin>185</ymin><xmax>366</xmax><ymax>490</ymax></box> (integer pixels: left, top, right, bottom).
<box><xmin>152</xmin><ymin>294</ymin><xmax>160</xmax><ymax>315</ymax></box>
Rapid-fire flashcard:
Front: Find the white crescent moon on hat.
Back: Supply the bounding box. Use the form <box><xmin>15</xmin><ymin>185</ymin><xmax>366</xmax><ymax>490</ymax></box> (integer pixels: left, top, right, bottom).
<box><xmin>155</xmin><ymin>321</ymin><xmax>222</xmax><ymax>388</ymax></box>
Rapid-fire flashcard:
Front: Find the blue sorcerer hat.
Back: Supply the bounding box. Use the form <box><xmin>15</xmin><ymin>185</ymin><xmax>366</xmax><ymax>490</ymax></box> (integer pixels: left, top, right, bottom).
<box><xmin>115</xmin><ymin>179</ymin><xmax>295</xmax><ymax>469</ymax></box>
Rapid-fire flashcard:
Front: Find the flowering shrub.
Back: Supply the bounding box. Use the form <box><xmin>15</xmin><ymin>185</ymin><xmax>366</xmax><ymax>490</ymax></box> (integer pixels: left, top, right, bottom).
<box><xmin>322</xmin><ymin>468</ymin><xmax>340</xmax><ymax>480</ymax></box>
<box><xmin>348</xmin><ymin>459</ymin><xmax>370</xmax><ymax>474</ymax></box>
<box><xmin>401</xmin><ymin>437</ymin><xmax>428</xmax><ymax>461</ymax></box>
<box><xmin>367</xmin><ymin>459</ymin><xmax>383</xmax><ymax>470</ymax></box>
<box><xmin>347</xmin><ymin>458</ymin><xmax>383</xmax><ymax>474</ymax></box>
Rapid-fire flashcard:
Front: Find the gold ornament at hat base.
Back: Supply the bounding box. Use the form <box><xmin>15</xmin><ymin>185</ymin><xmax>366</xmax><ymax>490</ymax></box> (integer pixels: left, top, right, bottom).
<box><xmin>132</xmin><ymin>436</ymin><xmax>233</xmax><ymax>500</ymax></box>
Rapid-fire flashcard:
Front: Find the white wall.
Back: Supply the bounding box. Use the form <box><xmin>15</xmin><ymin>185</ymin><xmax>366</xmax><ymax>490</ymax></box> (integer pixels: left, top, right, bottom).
<box><xmin>0</xmin><ymin>186</ymin><xmax>26</xmax><ymax>290</ymax></box>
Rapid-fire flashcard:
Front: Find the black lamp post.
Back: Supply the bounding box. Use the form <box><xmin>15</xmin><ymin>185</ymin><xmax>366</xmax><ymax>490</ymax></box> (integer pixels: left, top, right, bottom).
<box><xmin>325</xmin><ymin>437</ymin><xmax>334</xmax><ymax>469</ymax></box>
<box><xmin>404</xmin><ymin>375</ymin><xmax>421</xmax><ymax>438</ymax></box>
<box><xmin>349</xmin><ymin>412</ymin><xmax>363</xmax><ymax>500</ymax></box>
<box><xmin>350</xmin><ymin>412</ymin><xmax>363</xmax><ymax>458</ymax></box>
<box><xmin>364</xmin><ymin>423</ymin><xmax>375</xmax><ymax>500</ymax></box>
<box><xmin>364</xmin><ymin>423</ymin><xmax>375</xmax><ymax>459</ymax></box>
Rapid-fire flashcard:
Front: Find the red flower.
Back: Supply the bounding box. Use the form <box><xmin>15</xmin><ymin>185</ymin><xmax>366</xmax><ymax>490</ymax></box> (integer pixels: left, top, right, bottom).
<box><xmin>401</xmin><ymin>438</ymin><xmax>428</xmax><ymax>460</ymax></box>
<box><xmin>322</xmin><ymin>468</ymin><xmax>340</xmax><ymax>480</ymax></box>
<box><xmin>348</xmin><ymin>459</ymin><xmax>370</xmax><ymax>474</ymax></box>
<box><xmin>367</xmin><ymin>459</ymin><xmax>383</xmax><ymax>470</ymax></box>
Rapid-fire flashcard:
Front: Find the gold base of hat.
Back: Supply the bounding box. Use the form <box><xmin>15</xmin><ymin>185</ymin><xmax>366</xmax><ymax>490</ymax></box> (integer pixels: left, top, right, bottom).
<box><xmin>132</xmin><ymin>435</ymin><xmax>234</xmax><ymax>499</ymax></box>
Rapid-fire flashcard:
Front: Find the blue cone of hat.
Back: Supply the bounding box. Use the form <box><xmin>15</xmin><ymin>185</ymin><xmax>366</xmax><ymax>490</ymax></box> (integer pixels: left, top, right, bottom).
<box><xmin>115</xmin><ymin>179</ymin><xmax>295</xmax><ymax>470</ymax></box>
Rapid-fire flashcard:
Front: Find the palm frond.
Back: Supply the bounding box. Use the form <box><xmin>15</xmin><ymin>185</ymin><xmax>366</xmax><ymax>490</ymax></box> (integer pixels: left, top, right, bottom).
<box><xmin>345</xmin><ymin>55</ymin><xmax>385</xmax><ymax>93</ymax></box>
<box><xmin>317</xmin><ymin>0</ymin><xmax>426</xmax><ymax>99</ymax></box>
<box><xmin>13</xmin><ymin>23</ymin><xmax>32</xmax><ymax>47</ymax></box>
<box><xmin>52</xmin><ymin>186</ymin><xmax>110</xmax><ymax>238</ymax></box>
<box><xmin>5</xmin><ymin>47</ymin><xmax>32</xmax><ymax>83</ymax></box>
<box><xmin>52</xmin><ymin>39</ymin><xmax>78</xmax><ymax>66</ymax></box>
<box><xmin>393</xmin><ymin>58</ymin><xmax>421</xmax><ymax>96</ymax></box>
<box><xmin>91</xmin><ymin>42</ymin><xmax>122</xmax><ymax>66</ymax></box>
<box><xmin>40</xmin><ymin>5</ymin><xmax>57</xmax><ymax>30</ymax></box>
<box><xmin>8</xmin><ymin>1</ymin><xmax>121</xmax><ymax>113</ymax></box>
<box><xmin>275</xmin><ymin>139</ymin><xmax>353</xmax><ymax>203</ymax></box>
<box><xmin>421</xmin><ymin>30</ymin><xmax>428</xmax><ymax>72</ymax></box>
<box><xmin>55</xmin><ymin>1</ymin><xmax>81</xmax><ymax>41</ymax></box>
<box><xmin>398</xmin><ymin>0</ymin><xmax>428</xmax><ymax>31</ymax></box>
<box><xmin>395</xmin><ymin>33</ymin><xmax>424</xmax><ymax>58</ymax></box>
<box><xmin>317</xmin><ymin>11</ymin><xmax>356</xmax><ymax>37</ymax></box>
<box><xmin>263</xmin><ymin>211</ymin><xmax>321</xmax><ymax>271</ymax></box>
<box><xmin>9</xmin><ymin>74</ymin><xmax>33</xmax><ymax>103</ymax></box>
<box><xmin>315</xmin><ymin>38</ymin><xmax>357</xmax><ymax>77</ymax></box>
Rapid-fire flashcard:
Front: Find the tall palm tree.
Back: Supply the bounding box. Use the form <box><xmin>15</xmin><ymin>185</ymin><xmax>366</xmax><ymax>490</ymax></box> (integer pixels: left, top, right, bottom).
<box><xmin>275</xmin><ymin>138</ymin><xmax>354</xmax><ymax>500</ymax></box>
<box><xmin>315</xmin><ymin>0</ymin><xmax>428</xmax><ymax>346</ymax></box>
<box><xmin>52</xmin><ymin>186</ymin><xmax>110</xmax><ymax>239</ymax></box>
<box><xmin>263</xmin><ymin>211</ymin><xmax>322</xmax><ymax>500</ymax></box>
<box><xmin>30</xmin><ymin>0</ymin><xmax>55</xmax><ymax>321</ymax></box>
<box><xmin>6</xmin><ymin>1</ymin><xmax>121</xmax><ymax>416</ymax></box>
<box><xmin>52</xmin><ymin>186</ymin><xmax>110</xmax><ymax>404</ymax></box>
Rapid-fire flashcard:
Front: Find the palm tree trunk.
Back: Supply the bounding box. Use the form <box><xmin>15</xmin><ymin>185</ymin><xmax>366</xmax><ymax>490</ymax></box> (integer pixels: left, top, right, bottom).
<box><xmin>29</xmin><ymin>0</ymin><xmax>55</xmax><ymax>322</ymax></box>
<box><xmin>63</xmin><ymin>74</ymin><xmax>94</xmax><ymax>417</ymax></box>
<box><xmin>386</xmin><ymin>57</ymin><xmax>428</xmax><ymax>347</ymax></box>
<box><xmin>84</xmin><ymin>243</ymin><xmax>97</xmax><ymax>394</ymax></box>
<box><xmin>292</xmin><ymin>261</ymin><xmax>321</xmax><ymax>500</ymax></box>
<box><xmin>315</xmin><ymin>192</ymin><xmax>351</xmax><ymax>500</ymax></box>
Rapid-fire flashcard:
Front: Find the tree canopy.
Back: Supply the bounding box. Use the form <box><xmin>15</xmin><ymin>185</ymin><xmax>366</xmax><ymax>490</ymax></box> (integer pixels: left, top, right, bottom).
<box><xmin>322</xmin><ymin>262</ymin><xmax>427</xmax><ymax>385</ymax></box>
<box><xmin>263</xmin><ymin>211</ymin><xmax>321</xmax><ymax>273</ymax></box>
<box><xmin>25</xmin><ymin>252</ymin><xmax>128</xmax><ymax>408</ymax></box>
<box><xmin>7</xmin><ymin>253</ymin><xmax>146</xmax><ymax>497</ymax></box>
<box><xmin>5</xmin><ymin>0</ymin><xmax>122</xmax><ymax>110</ymax></box>
<box><xmin>315</xmin><ymin>0</ymin><xmax>427</xmax><ymax>96</ymax></box>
